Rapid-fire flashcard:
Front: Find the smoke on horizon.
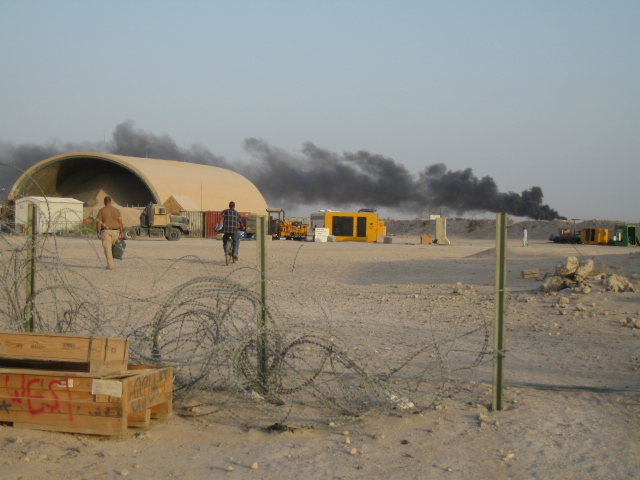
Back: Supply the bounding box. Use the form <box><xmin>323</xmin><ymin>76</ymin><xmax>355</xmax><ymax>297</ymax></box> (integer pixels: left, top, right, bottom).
<box><xmin>0</xmin><ymin>121</ymin><xmax>564</xmax><ymax>220</ymax></box>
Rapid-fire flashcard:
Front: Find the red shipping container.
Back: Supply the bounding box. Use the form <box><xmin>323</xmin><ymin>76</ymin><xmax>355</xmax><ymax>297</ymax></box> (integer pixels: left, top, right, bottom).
<box><xmin>204</xmin><ymin>211</ymin><xmax>250</xmax><ymax>238</ymax></box>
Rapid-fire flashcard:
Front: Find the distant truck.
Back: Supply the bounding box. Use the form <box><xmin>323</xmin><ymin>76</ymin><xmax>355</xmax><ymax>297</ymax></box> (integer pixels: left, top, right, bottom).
<box><xmin>549</xmin><ymin>228</ymin><xmax>581</xmax><ymax>244</ymax></box>
<box><xmin>124</xmin><ymin>203</ymin><xmax>190</xmax><ymax>241</ymax></box>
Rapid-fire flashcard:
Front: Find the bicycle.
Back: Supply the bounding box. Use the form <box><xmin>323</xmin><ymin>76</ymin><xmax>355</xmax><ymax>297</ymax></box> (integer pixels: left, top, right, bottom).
<box><xmin>223</xmin><ymin>233</ymin><xmax>236</xmax><ymax>265</ymax></box>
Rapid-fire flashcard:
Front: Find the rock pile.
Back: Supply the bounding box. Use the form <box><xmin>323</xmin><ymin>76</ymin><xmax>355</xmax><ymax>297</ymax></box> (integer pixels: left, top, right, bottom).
<box><xmin>603</xmin><ymin>274</ymin><xmax>636</xmax><ymax>293</ymax></box>
<box><xmin>542</xmin><ymin>256</ymin><xmax>636</xmax><ymax>294</ymax></box>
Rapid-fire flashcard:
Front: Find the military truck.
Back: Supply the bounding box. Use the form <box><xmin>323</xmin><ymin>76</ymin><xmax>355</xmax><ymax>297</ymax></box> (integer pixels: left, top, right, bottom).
<box><xmin>124</xmin><ymin>203</ymin><xmax>190</xmax><ymax>241</ymax></box>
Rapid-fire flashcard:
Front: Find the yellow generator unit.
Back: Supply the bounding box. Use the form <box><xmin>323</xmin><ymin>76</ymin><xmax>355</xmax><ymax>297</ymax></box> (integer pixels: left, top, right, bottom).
<box><xmin>262</xmin><ymin>208</ymin><xmax>308</xmax><ymax>240</ymax></box>
<box><xmin>310</xmin><ymin>210</ymin><xmax>385</xmax><ymax>242</ymax></box>
<box><xmin>581</xmin><ymin>228</ymin><xmax>609</xmax><ymax>245</ymax></box>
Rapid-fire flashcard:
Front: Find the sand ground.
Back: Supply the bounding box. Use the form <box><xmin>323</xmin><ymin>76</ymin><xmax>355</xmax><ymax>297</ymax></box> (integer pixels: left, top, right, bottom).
<box><xmin>1</xmin><ymin>220</ymin><xmax>639</xmax><ymax>480</ymax></box>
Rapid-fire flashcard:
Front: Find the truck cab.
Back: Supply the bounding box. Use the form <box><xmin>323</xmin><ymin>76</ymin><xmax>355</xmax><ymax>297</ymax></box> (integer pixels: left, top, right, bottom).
<box><xmin>124</xmin><ymin>203</ymin><xmax>190</xmax><ymax>241</ymax></box>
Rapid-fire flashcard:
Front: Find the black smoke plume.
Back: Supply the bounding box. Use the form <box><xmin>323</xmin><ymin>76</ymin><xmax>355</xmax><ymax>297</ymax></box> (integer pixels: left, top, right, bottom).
<box><xmin>240</xmin><ymin>139</ymin><xmax>563</xmax><ymax>220</ymax></box>
<box><xmin>1</xmin><ymin>121</ymin><xmax>564</xmax><ymax>220</ymax></box>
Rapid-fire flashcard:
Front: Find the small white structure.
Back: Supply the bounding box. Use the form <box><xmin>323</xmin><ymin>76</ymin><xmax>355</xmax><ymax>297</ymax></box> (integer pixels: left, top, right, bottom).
<box><xmin>15</xmin><ymin>196</ymin><xmax>84</xmax><ymax>234</ymax></box>
<box><xmin>314</xmin><ymin>227</ymin><xmax>330</xmax><ymax>242</ymax></box>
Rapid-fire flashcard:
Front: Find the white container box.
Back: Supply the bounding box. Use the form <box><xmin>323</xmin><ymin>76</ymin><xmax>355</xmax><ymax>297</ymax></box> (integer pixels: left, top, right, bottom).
<box><xmin>15</xmin><ymin>196</ymin><xmax>84</xmax><ymax>234</ymax></box>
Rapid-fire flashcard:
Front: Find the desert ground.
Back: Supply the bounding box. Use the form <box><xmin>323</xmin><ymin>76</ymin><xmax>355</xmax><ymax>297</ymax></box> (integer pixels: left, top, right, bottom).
<box><xmin>1</xmin><ymin>217</ymin><xmax>639</xmax><ymax>480</ymax></box>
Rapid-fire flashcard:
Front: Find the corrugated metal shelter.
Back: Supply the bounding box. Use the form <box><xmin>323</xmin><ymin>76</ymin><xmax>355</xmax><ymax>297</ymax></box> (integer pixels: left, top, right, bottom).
<box><xmin>181</xmin><ymin>211</ymin><xmax>205</xmax><ymax>238</ymax></box>
<box><xmin>8</xmin><ymin>152</ymin><xmax>268</xmax><ymax>227</ymax></box>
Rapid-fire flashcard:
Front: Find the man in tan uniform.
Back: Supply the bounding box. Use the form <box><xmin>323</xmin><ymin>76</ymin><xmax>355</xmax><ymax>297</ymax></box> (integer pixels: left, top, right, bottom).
<box><xmin>96</xmin><ymin>196</ymin><xmax>124</xmax><ymax>269</ymax></box>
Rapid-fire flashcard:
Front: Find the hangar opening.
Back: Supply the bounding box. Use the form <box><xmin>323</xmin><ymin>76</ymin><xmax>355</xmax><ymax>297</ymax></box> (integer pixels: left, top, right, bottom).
<box><xmin>15</xmin><ymin>155</ymin><xmax>154</xmax><ymax>208</ymax></box>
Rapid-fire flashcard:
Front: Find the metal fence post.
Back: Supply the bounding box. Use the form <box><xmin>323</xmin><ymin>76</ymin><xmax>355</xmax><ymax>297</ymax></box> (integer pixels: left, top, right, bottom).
<box><xmin>25</xmin><ymin>203</ymin><xmax>36</xmax><ymax>332</ymax></box>
<box><xmin>493</xmin><ymin>212</ymin><xmax>508</xmax><ymax>410</ymax></box>
<box><xmin>256</xmin><ymin>215</ymin><xmax>268</xmax><ymax>391</ymax></box>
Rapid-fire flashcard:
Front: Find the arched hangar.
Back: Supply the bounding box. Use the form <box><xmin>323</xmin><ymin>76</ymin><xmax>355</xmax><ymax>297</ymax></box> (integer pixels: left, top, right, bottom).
<box><xmin>9</xmin><ymin>152</ymin><xmax>268</xmax><ymax>226</ymax></box>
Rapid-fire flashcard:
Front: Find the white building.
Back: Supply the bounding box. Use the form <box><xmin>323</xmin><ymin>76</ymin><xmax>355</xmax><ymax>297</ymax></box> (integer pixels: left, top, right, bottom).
<box><xmin>15</xmin><ymin>196</ymin><xmax>84</xmax><ymax>234</ymax></box>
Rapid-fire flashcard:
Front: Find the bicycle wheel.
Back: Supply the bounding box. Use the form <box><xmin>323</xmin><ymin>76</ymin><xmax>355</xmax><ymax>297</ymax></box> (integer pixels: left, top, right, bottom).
<box><xmin>224</xmin><ymin>240</ymin><xmax>230</xmax><ymax>266</ymax></box>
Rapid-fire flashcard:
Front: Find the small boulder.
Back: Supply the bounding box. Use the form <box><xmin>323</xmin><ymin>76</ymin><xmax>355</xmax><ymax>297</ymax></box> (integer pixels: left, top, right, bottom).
<box><xmin>556</xmin><ymin>257</ymin><xmax>579</xmax><ymax>276</ymax></box>
<box><xmin>578</xmin><ymin>284</ymin><xmax>592</xmax><ymax>294</ymax></box>
<box><xmin>573</xmin><ymin>260</ymin><xmax>594</xmax><ymax>282</ymax></box>
<box><xmin>542</xmin><ymin>275</ymin><xmax>570</xmax><ymax>293</ymax></box>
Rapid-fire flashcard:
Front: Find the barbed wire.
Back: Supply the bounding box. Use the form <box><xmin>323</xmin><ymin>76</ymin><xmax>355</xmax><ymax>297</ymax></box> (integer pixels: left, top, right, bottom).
<box><xmin>0</xmin><ymin>227</ymin><xmax>494</xmax><ymax>426</ymax></box>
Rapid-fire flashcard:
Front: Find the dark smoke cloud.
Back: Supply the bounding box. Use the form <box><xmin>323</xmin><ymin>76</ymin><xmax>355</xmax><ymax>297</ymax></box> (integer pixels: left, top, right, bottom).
<box><xmin>110</xmin><ymin>121</ymin><xmax>232</xmax><ymax>169</ymax></box>
<box><xmin>0</xmin><ymin>121</ymin><xmax>564</xmax><ymax>220</ymax></box>
<box><xmin>242</xmin><ymin>139</ymin><xmax>564</xmax><ymax>220</ymax></box>
<box><xmin>417</xmin><ymin>164</ymin><xmax>563</xmax><ymax>220</ymax></box>
<box><xmin>242</xmin><ymin>140</ymin><xmax>417</xmax><ymax>207</ymax></box>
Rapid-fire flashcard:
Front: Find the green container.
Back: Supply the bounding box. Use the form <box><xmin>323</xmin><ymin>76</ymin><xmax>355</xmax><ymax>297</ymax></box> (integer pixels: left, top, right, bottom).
<box><xmin>613</xmin><ymin>225</ymin><xmax>638</xmax><ymax>247</ymax></box>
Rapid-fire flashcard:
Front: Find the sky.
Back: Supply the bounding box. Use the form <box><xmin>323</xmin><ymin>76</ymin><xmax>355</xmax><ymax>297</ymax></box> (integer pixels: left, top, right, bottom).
<box><xmin>1</xmin><ymin>1</ymin><xmax>638</xmax><ymax>221</ymax></box>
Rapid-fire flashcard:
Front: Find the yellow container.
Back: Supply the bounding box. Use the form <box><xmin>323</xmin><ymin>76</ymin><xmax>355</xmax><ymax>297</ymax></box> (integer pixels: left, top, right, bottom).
<box><xmin>310</xmin><ymin>211</ymin><xmax>385</xmax><ymax>242</ymax></box>
<box><xmin>581</xmin><ymin>228</ymin><xmax>609</xmax><ymax>245</ymax></box>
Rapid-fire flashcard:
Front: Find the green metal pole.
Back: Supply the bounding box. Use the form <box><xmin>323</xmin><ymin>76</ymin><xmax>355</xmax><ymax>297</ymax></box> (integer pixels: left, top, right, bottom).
<box><xmin>492</xmin><ymin>212</ymin><xmax>508</xmax><ymax>411</ymax></box>
<box><xmin>256</xmin><ymin>215</ymin><xmax>268</xmax><ymax>391</ymax></box>
<box><xmin>25</xmin><ymin>203</ymin><xmax>36</xmax><ymax>332</ymax></box>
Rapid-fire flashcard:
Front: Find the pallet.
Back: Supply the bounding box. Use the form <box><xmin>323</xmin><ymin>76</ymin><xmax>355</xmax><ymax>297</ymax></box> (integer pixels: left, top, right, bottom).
<box><xmin>0</xmin><ymin>332</ymin><xmax>173</xmax><ymax>436</ymax></box>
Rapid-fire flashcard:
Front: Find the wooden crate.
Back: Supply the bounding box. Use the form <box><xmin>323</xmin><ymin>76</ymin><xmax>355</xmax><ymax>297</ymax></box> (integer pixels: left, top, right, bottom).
<box><xmin>0</xmin><ymin>332</ymin><xmax>172</xmax><ymax>436</ymax></box>
<box><xmin>0</xmin><ymin>331</ymin><xmax>129</xmax><ymax>375</ymax></box>
<box><xmin>0</xmin><ymin>365</ymin><xmax>173</xmax><ymax>436</ymax></box>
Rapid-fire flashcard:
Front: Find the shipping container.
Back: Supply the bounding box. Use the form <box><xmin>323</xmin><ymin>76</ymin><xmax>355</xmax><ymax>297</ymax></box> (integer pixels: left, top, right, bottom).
<box><xmin>581</xmin><ymin>228</ymin><xmax>609</xmax><ymax>245</ymax></box>
<box><xmin>613</xmin><ymin>225</ymin><xmax>638</xmax><ymax>247</ymax></box>
<box><xmin>204</xmin><ymin>211</ymin><xmax>251</xmax><ymax>238</ymax></box>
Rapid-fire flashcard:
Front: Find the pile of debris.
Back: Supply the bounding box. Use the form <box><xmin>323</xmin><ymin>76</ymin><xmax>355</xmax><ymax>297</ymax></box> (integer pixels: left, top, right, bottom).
<box><xmin>541</xmin><ymin>256</ymin><xmax>636</xmax><ymax>294</ymax></box>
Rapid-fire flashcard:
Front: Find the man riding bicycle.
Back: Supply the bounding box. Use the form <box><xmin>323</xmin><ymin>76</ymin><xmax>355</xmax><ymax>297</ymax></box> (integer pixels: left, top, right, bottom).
<box><xmin>218</xmin><ymin>201</ymin><xmax>245</xmax><ymax>261</ymax></box>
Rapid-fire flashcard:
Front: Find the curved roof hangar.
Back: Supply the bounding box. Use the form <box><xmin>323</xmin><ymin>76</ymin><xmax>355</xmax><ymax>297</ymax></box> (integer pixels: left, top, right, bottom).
<box><xmin>9</xmin><ymin>152</ymin><xmax>268</xmax><ymax>223</ymax></box>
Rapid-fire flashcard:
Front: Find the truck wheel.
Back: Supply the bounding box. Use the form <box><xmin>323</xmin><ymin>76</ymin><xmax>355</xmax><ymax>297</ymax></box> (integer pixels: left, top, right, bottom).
<box><xmin>124</xmin><ymin>228</ymin><xmax>137</xmax><ymax>240</ymax></box>
<box><xmin>166</xmin><ymin>228</ymin><xmax>181</xmax><ymax>241</ymax></box>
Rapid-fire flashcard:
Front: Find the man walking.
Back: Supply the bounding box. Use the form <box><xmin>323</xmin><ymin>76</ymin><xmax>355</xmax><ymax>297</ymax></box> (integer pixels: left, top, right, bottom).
<box><xmin>220</xmin><ymin>201</ymin><xmax>245</xmax><ymax>261</ymax></box>
<box><xmin>96</xmin><ymin>196</ymin><xmax>124</xmax><ymax>269</ymax></box>
<box><xmin>522</xmin><ymin>227</ymin><xmax>528</xmax><ymax>247</ymax></box>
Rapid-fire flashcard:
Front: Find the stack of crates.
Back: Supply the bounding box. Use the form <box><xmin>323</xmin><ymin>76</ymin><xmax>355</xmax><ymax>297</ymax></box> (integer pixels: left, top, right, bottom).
<box><xmin>0</xmin><ymin>331</ymin><xmax>172</xmax><ymax>436</ymax></box>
